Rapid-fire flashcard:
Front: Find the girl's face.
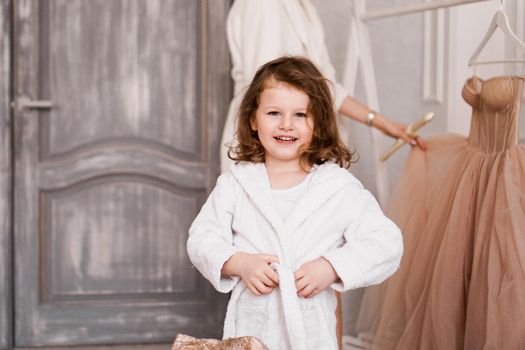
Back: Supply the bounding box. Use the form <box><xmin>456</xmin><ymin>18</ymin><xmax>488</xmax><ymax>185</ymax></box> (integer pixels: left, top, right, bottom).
<box><xmin>251</xmin><ymin>81</ymin><xmax>314</xmax><ymax>167</ymax></box>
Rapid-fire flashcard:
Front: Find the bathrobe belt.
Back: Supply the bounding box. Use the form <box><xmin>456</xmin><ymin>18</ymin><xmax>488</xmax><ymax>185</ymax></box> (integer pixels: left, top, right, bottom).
<box><xmin>223</xmin><ymin>263</ymin><xmax>307</xmax><ymax>350</ymax></box>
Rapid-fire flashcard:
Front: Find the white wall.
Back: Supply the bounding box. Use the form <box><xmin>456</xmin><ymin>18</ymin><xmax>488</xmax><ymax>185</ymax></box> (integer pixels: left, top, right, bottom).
<box><xmin>311</xmin><ymin>0</ymin><xmax>525</xmax><ymax>337</ymax></box>
<box><xmin>444</xmin><ymin>0</ymin><xmax>525</xmax><ymax>136</ymax></box>
<box><xmin>448</xmin><ymin>1</ymin><xmax>506</xmax><ymax>135</ymax></box>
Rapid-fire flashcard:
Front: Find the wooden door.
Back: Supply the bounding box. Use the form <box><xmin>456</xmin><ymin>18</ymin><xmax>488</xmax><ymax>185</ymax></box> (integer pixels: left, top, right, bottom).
<box><xmin>0</xmin><ymin>0</ymin><xmax>12</xmax><ymax>348</ymax></box>
<box><xmin>13</xmin><ymin>0</ymin><xmax>231</xmax><ymax>346</ymax></box>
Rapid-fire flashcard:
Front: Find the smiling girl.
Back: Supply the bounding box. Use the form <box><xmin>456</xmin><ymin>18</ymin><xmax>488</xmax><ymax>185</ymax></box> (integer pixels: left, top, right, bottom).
<box><xmin>187</xmin><ymin>56</ymin><xmax>403</xmax><ymax>350</ymax></box>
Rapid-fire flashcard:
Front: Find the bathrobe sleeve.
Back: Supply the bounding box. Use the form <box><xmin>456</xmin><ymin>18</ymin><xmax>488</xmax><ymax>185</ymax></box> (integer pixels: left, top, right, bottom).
<box><xmin>187</xmin><ymin>173</ymin><xmax>241</xmax><ymax>293</ymax></box>
<box><xmin>322</xmin><ymin>185</ymin><xmax>403</xmax><ymax>291</ymax></box>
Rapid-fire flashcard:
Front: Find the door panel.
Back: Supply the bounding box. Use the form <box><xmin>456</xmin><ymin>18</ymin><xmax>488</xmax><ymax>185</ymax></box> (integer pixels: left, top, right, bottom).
<box><xmin>40</xmin><ymin>177</ymin><xmax>200</xmax><ymax>302</ymax></box>
<box><xmin>41</xmin><ymin>0</ymin><xmax>200</xmax><ymax>159</ymax></box>
<box><xmin>14</xmin><ymin>0</ymin><xmax>231</xmax><ymax>346</ymax></box>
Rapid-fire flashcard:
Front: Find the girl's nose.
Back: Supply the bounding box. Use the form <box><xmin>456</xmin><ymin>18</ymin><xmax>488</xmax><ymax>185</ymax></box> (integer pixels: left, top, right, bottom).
<box><xmin>279</xmin><ymin>114</ymin><xmax>293</xmax><ymax>130</ymax></box>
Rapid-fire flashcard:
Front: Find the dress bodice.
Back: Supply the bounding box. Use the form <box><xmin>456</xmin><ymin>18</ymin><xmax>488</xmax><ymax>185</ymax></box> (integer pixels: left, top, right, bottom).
<box><xmin>462</xmin><ymin>76</ymin><xmax>524</xmax><ymax>153</ymax></box>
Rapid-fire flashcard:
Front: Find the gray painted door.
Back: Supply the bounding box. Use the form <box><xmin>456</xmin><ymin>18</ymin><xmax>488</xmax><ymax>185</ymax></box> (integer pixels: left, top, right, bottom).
<box><xmin>0</xmin><ymin>1</ymin><xmax>12</xmax><ymax>349</ymax></box>
<box><xmin>13</xmin><ymin>0</ymin><xmax>231</xmax><ymax>347</ymax></box>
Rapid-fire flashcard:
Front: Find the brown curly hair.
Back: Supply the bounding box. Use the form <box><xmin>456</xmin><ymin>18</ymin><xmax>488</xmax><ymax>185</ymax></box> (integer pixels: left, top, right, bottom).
<box><xmin>228</xmin><ymin>56</ymin><xmax>353</xmax><ymax>168</ymax></box>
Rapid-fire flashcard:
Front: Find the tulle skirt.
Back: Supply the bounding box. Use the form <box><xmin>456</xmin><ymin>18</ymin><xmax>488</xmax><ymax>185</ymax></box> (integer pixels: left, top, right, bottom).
<box><xmin>357</xmin><ymin>134</ymin><xmax>525</xmax><ymax>350</ymax></box>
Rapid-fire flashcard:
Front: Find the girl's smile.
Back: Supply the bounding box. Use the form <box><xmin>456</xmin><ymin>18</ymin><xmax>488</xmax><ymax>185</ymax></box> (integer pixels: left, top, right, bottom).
<box><xmin>274</xmin><ymin>135</ymin><xmax>298</xmax><ymax>142</ymax></box>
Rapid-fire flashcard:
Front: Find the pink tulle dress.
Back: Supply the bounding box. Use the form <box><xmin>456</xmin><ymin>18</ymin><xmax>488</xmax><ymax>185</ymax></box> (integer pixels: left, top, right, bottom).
<box><xmin>357</xmin><ymin>76</ymin><xmax>525</xmax><ymax>349</ymax></box>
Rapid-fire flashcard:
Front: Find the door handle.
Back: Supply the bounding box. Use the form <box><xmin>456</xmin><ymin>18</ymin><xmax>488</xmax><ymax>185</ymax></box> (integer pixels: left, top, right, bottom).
<box><xmin>12</xmin><ymin>96</ymin><xmax>53</xmax><ymax>110</ymax></box>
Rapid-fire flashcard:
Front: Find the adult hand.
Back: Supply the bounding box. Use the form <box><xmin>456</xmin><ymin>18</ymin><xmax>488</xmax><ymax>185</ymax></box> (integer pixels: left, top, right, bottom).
<box><xmin>222</xmin><ymin>252</ymin><xmax>280</xmax><ymax>296</ymax></box>
<box><xmin>338</xmin><ymin>96</ymin><xmax>427</xmax><ymax>150</ymax></box>
<box><xmin>380</xmin><ymin>117</ymin><xmax>428</xmax><ymax>150</ymax></box>
<box><xmin>294</xmin><ymin>257</ymin><xmax>339</xmax><ymax>298</ymax></box>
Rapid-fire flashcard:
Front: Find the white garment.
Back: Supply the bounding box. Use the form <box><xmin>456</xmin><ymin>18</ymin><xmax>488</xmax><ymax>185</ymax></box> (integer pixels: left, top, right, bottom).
<box><xmin>221</xmin><ymin>0</ymin><xmax>349</xmax><ymax>173</ymax></box>
<box><xmin>187</xmin><ymin>162</ymin><xmax>403</xmax><ymax>350</ymax></box>
<box><xmin>271</xmin><ymin>173</ymin><xmax>312</xmax><ymax>220</ymax></box>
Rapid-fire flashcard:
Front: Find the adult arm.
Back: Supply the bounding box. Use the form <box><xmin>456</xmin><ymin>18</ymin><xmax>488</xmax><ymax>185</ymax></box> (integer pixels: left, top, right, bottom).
<box><xmin>339</xmin><ymin>95</ymin><xmax>427</xmax><ymax>150</ymax></box>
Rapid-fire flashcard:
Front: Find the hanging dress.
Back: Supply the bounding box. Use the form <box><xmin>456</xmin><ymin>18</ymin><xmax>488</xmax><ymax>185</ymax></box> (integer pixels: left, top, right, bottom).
<box><xmin>357</xmin><ymin>75</ymin><xmax>525</xmax><ymax>349</ymax></box>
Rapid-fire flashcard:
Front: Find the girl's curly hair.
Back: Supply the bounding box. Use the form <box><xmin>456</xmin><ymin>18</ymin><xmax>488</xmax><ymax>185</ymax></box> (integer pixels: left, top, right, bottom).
<box><xmin>228</xmin><ymin>56</ymin><xmax>353</xmax><ymax>169</ymax></box>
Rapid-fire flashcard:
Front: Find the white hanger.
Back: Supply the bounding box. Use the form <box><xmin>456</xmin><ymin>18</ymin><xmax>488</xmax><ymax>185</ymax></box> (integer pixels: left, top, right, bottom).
<box><xmin>468</xmin><ymin>1</ymin><xmax>525</xmax><ymax>66</ymax></box>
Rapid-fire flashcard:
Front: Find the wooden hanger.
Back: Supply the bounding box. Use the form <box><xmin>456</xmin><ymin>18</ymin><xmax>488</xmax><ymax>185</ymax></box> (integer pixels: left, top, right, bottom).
<box><xmin>380</xmin><ymin>112</ymin><xmax>434</xmax><ymax>162</ymax></box>
<box><xmin>469</xmin><ymin>2</ymin><xmax>525</xmax><ymax>66</ymax></box>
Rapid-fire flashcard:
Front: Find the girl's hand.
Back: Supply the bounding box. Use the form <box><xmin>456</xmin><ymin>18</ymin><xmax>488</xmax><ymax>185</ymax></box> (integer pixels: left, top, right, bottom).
<box><xmin>222</xmin><ymin>252</ymin><xmax>280</xmax><ymax>296</ymax></box>
<box><xmin>379</xmin><ymin>117</ymin><xmax>428</xmax><ymax>151</ymax></box>
<box><xmin>294</xmin><ymin>258</ymin><xmax>339</xmax><ymax>298</ymax></box>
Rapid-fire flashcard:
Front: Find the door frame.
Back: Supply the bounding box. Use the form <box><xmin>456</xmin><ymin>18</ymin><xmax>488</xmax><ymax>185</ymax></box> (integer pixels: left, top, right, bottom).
<box><xmin>0</xmin><ymin>0</ymin><xmax>13</xmax><ymax>348</ymax></box>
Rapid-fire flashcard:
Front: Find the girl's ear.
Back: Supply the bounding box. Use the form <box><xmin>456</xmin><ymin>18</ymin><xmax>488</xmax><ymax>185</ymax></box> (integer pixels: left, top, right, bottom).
<box><xmin>250</xmin><ymin>119</ymin><xmax>257</xmax><ymax>131</ymax></box>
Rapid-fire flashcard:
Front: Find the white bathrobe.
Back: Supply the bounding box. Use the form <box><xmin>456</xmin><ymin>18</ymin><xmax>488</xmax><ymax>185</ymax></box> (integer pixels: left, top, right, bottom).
<box><xmin>221</xmin><ymin>0</ymin><xmax>349</xmax><ymax>173</ymax></box>
<box><xmin>187</xmin><ymin>162</ymin><xmax>403</xmax><ymax>350</ymax></box>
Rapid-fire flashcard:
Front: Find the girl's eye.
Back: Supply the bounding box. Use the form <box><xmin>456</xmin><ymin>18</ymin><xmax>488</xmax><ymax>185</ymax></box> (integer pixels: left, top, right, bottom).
<box><xmin>295</xmin><ymin>113</ymin><xmax>307</xmax><ymax>118</ymax></box>
<box><xmin>268</xmin><ymin>111</ymin><xmax>280</xmax><ymax>117</ymax></box>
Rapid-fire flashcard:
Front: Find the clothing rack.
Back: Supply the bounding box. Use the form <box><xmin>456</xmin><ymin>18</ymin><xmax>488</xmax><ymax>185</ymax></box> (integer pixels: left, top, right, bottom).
<box><xmin>362</xmin><ymin>0</ymin><xmax>492</xmax><ymax>21</ymax></box>
<box><xmin>342</xmin><ymin>0</ymin><xmax>496</xmax><ymax>205</ymax></box>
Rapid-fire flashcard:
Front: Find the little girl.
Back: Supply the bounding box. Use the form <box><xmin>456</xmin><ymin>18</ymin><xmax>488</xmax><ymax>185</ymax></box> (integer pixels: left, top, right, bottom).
<box><xmin>187</xmin><ymin>56</ymin><xmax>403</xmax><ymax>350</ymax></box>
